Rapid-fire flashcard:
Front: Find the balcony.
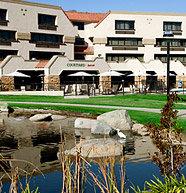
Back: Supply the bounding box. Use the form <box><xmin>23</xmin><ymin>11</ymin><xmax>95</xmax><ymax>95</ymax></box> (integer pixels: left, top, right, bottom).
<box><xmin>38</xmin><ymin>24</ymin><xmax>57</xmax><ymax>31</ymax></box>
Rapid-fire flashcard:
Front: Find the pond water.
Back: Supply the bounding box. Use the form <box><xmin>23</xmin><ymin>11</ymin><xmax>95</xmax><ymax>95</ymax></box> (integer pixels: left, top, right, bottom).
<box><xmin>0</xmin><ymin>114</ymin><xmax>185</xmax><ymax>192</ymax></box>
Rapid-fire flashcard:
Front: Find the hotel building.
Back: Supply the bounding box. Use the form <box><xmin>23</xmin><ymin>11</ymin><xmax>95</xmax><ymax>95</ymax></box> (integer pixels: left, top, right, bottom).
<box><xmin>0</xmin><ymin>0</ymin><xmax>186</xmax><ymax>91</ymax></box>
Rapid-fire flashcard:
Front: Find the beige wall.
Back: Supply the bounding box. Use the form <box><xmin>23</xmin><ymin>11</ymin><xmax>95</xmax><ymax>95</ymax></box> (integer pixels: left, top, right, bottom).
<box><xmin>0</xmin><ymin>0</ymin><xmax>78</xmax><ymax>60</ymax></box>
<box><xmin>78</xmin><ymin>11</ymin><xmax>186</xmax><ymax>63</ymax></box>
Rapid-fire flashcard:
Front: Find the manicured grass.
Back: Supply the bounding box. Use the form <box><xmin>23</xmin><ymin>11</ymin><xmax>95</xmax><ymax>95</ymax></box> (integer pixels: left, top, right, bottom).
<box><xmin>9</xmin><ymin>103</ymin><xmax>186</xmax><ymax>130</ymax></box>
<box><xmin>1</xmin><ymin>94</ymin><xmax>186</xmax><ymax>109</ymax></box>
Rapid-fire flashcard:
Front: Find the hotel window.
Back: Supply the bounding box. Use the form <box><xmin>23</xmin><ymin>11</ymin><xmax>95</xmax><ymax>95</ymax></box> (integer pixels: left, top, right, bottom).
<box><xmin>107</xmin><ymin>38</ymin><xmax>142</xmax><ymax>46</ymax></box>
<box><xmin>38</xmin><ymin>14</ymin><xmax>57</xmax><ymax>30</ymax></box>
<box><xmin>73</xmin><ymin>22</ymin><xmax>84</xmax><ymax>30</ymax></box>
<box><xmin>115</xmin><ymin>20</ymin><xmax>135</xmax><ymax>30</ymax></box>
<box><xmin>163</xmin><ymin>22</ymin><xmax>181</xmax><ymax>31</ymax></box>
<box><xmin>156</xmin><ymin>38</ymin><xmax>186</xmax><ymax>47</ymax></box>
<box><xmin>0</xmin><ymin>30</ymin><xmax>15</xmax><ymax>41</ymax></box>
<box><xmin>155</xmin><ymin>54</ymin><xmax>186</xmax><ymax>64</ymax></box>
<box><xmin>106</xmin><ymin>54</ymin><xmax>144</xmax><ymax>62</ymax></box>
<box><xmin>31</xmin><ymin>33</ymin><xmax>62</xmax><ymax>44</ymax></box>
<box><xmin>0</xmin><ymin>9</ymin><xmax>8</xmax><ymax>26</ymax></box>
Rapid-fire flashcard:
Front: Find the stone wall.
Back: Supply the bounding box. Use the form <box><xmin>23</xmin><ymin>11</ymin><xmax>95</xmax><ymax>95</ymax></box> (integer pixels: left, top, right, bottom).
<box><xmin>99</xmin><ymin>76</ymin><xmax>111</xmax><ymax>91</ymax></box>
<box><xmin>0</xmin><ymin>76</ymin><xmax>14</xmax><ymax>91</ymax></box>
<box><xmin>44</xmin><ymin>76</ymin><xmax>60</xmax><ymax>91</ymax></box>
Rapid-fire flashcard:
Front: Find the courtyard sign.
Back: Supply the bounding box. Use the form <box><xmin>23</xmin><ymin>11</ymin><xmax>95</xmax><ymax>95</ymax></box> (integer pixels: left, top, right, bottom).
<box><xmin>67</xmin><ymin>63</ymin><xmax>86</xmax><ymax>67</ymax></box>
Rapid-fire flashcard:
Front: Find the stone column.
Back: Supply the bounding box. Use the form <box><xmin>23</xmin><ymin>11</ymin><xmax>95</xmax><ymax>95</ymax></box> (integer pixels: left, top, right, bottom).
<box><xmin>99</xmin><ymin>76</ymin><xmax>111</xmax><ymax>92</ymax></box>
<box><xmin>44</xmin><ymin>76</ymin><xmax>60</xmax><ymax>91</ymax></box>
<box><xmin>0</xmin><ymin>76</ymin><xmax>14</xmax><ymax>91</ymax></box>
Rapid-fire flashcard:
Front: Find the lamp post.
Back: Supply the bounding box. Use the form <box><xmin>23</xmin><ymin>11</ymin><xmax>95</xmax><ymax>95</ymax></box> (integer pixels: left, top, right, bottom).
<box><xmin>163</xmin><ymin>30</ymin><xmax>174</xmax><ymax>95</ymax></box>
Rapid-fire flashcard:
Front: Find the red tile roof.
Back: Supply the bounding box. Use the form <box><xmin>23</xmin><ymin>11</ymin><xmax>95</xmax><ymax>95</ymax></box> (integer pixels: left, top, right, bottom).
<box><xmin>64</xmin><ymin>11</ymin><xmax>108</xmax><ymax>23</ymax></box>
<box><xmin>35</xmin><ymin>60</ymin><xmax>49</xmax><ymax>68</ymax></box>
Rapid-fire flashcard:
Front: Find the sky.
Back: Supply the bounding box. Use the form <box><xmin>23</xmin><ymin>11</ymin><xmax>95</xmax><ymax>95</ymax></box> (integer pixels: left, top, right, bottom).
<box><xmin>27</xmin><ymin>0</ymin><xmax>186</xmax><ymax>13</ymax></box>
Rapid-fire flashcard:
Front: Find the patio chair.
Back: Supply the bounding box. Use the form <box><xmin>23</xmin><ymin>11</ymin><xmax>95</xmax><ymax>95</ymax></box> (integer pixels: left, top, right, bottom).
<box><xmin>80</xmin><ymin>84</ymin><xmax>87</xmax><ymax>95</ymax></box>
<box><xmin>65</xmin><ymin>85</ymin><xmax>73</xmax><ymax>95</ymax></box>
<box><xmin>111</xmin><ymin>84</ymin><xmax>118</xmax><ymax>94</ymax></box>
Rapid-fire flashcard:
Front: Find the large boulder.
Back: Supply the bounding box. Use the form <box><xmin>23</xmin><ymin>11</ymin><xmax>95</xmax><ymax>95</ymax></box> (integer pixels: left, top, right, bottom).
<box><xmin>29</xmin><ymin>114</ymin><xmax>52</xmax><ymax>122</ymax></box>
<box><xmin>97</xmin><ymin>110</ymin><xmax>133</xmax><ymax>131</ymax></box>
<box><xmin>67</xmin><ymin>138</ymin><xmax>124</xmax><ymax>157</ymax></box>
<box><xmin>91</xmin><ymin>121</ymin><xmax>116</xmax><ymax>135</ymax></box>
<box><xmin>74</xmin><ymin>118</ymin><xmax>98</xmax><ymax>129</ymax></box>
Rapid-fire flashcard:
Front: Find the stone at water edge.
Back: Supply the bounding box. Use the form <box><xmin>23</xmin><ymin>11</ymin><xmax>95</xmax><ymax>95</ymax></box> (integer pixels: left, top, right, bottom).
<box><xmin>29</xmin><ymin>113</ymin><xmax>52</xmax><ymax>122</ymax></box>
<box><xmin>66</xmin><ymin>138</ymin><xmax>124</xmax><ymax>158</ymax></box>
<box><xmin>97</xmin><ymin>110</ymin><xmax>133</xmax><ymax>131</ymax></box>
<box><xmin>51</xmin><ymin>115</ymin><xmax>66</xmax><ymax>120</ymax></box>
<box><xmin>74</xmin><ymin>118</ymin><xmax>98</xmax><ymax>129</ymax></box>
<box><xmin>91</xmin><ymin>121</ymin><xmax>116</xmax><ymax>135</ymax></box>
<box><xmin>0</xmin><ymin>102</ymin><xmax>8</xmax><ymax>113</ymax></box>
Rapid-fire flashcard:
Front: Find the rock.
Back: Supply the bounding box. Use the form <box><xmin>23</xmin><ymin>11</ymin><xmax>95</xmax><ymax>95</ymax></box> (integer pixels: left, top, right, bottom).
<box><xmin>51</xmin><ymin>115</ymin><xmax>66</xmax><ymax>120</ymax></box>
<box><xmin>97</xmin><ymin>110</ymin><xmax>133</xmax><ymax>131</ymax></box>
<box><xmin>74</xmin><ymin>118</ymin><xmax>98</xmax><ymax>129</ymax></box>
<box><xmin>132</xmin><ymin>123</ymin><xmax>149</xmax><ymax>136</ymax></box>
<box><xmin>29</xmin><ymin>114</ymin><xmax>52</xmax><ymax>122</ymax></box>
<box><xmin>67</xmin><ymin>138</ymin><xmax>124</xmax><ymax>158</ymax></box>
<box><xmin>0</xmin><ymin>102</ymin><xmax>8</xmax><ymax>113</ymax></box>
<box><xmin>91</xmin><ymin>121</ymin><xmax>116</xmax><ymax>135</ymax></box>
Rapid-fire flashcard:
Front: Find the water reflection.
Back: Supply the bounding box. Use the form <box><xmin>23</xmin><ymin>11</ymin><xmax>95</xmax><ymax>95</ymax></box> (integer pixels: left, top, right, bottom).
<box><xmin>0</xmin><ymin>114</ymin><xmax>160</xmax><ymax>192</ymax></box>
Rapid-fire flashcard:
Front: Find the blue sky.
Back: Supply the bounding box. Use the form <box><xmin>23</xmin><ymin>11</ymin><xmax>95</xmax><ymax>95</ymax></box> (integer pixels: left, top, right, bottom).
<box><xmin>28</xmin><ymin>0</ymin><xmax>186</xmax><ymax>13</ymax></box>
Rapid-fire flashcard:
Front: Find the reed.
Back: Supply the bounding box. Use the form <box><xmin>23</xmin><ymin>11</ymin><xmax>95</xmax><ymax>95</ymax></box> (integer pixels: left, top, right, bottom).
<box><xmin>58</xmin><ymin>130</ymin><xmax>127</xmax><ymax>193</ymax></box>
<box><xmin>0</xmin><ymin>154</ymin><xmax>42</xmax><ymax>193</ymax></box>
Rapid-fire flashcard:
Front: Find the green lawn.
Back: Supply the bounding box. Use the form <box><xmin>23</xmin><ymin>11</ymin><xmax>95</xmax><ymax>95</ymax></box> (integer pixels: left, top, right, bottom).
<box><xmin>1</xmin><ymin>94</ymin><xmax>186</xmax><ymax>109</ymax></box>
<box><xmin>7</xmin><ymin>94</ymin><xmax>186</xmax><ymax>130</ymax></box>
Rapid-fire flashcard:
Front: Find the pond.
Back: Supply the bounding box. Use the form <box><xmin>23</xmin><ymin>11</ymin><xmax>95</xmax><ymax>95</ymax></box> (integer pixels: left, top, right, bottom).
<box><xmin>0</xmin><ymin>114</ymin><xmax>185</xmax><ymax>192</ymax></box>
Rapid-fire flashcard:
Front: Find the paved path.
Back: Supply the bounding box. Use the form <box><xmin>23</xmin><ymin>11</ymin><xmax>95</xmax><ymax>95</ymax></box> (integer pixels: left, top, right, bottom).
<box><xmin>4</xmin><ymin>101</ymin><xmax>186</xmax><ymax>117</ymax></box>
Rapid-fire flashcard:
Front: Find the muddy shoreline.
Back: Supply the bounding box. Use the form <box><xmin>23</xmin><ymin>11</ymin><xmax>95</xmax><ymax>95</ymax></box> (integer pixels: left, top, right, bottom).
<box><xmin>11</xmin><ymin>107</ymin><xmax>99</xmax><ymax>119</ymax></box>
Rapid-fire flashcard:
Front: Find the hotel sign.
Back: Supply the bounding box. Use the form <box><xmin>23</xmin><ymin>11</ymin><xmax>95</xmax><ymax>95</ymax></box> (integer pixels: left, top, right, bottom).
<box><xmin>67</xmin><ymin>63</ymin><xmax>95</xmax><ymax>67</ymax></box>
<box><xmin>67</xmin><ymin>63</ymin><xmax>86</xmax><ymax>67</ymax></box>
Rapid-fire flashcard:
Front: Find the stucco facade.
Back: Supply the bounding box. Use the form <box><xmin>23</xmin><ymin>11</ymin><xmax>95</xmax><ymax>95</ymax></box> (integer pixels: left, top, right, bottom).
<box><xmin>0</xmin><ymin>0</ymin><xmax>77</xmax><ymax>60</ymax></box>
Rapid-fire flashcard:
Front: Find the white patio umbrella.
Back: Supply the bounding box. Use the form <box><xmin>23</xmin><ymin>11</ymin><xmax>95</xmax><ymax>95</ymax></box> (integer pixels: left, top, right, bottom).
<box><xmin>128</xmin><ymin>71</ymin><xmax>151</xmax><ymax>77</ymax></box>
<box><xmin>153</xmin><ymin>72</ymin><xmax>176</xmax><ymax>77</ymax></box>
<box><xmin>98</xmin><ymin>70</ymin><xmax>124</xmax><ymax>76</ymax></box>
<box><xmin>68</xmin><ymin>71</ymin><xmax>93</xmax><ymax>83</ymax></box>
<box><xmin>4</xmin><ymin>71</ymin><xmax>31</xmax><ymax>78</ymax></box>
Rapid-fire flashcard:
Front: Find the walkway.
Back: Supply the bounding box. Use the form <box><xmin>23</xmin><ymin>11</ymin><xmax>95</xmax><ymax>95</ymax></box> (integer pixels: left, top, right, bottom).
<box><xmin>4</xmin><ymin>101</ymin><xmax>186</xmax><ymax>117</ymax></box>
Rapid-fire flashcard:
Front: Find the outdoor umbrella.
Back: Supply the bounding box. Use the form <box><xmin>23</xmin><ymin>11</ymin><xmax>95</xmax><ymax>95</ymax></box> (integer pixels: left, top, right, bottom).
<box><xmin>68</xmin><ymin>71</ymin><xmax>93</xmax><ymax>83</ymax></box>
<box><xmin>153</xmin><ymin>72</ymin><xmax>176</xmax><ymax>77</ymax></box>
<box><xmin>127</xmin><ymin>71</ymin><xmax>151</xmax><ymax>77</ymax></box>
<box><xmin>128</xmin><ymin>71</ymin><xmax>151</xmax><ymax>83</ymax></box>
<box><xmin>4</xmin><ymin>71</ymin><xmax>31</xmax><ymax>78</ymax></box>
<box><xmin>98</xmin><ymin>71</ymin><xmax>124</xmax><ymax>77</ymax></box>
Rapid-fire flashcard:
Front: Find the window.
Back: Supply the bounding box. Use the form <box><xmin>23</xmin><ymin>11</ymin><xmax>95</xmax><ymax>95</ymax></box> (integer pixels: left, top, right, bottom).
<box><xmin>0</xmin><ymin>9</ymin><xmax>7</xmax><ymax>21</ymax></box>
<box><xmin>75</xmin><ymin>37</ymin><xmax>85</xmax><ymax>45</ymax></box>
<box><xmin>38</xmin><ymin>14</ymin><xmax>56</xmax><ymax>25</ymax></box>
<box><xmin>0</xmin><ymin>30</ymin><xmax>15</xmax><ymax>41</ymax></box>
<box><xmin>75</xmin><ymin>54</ymin><xmax>86</xmax><ymax>60</ymax></box>
<box><xmin>115</xmin><ymin>20</ymin><xmax>135</xmax><ymax>30</ymax></box>
<box><xmin>156</xmin><ymin>38</ymin><xmax>186</xmax><ymax>47</ymax></box>
<box><xmin>107</xmin><ymin>38</ymin><xmax>142</xmax><ymax>46</ymax></box>
<box><xmin>38</xmin><ymin>14</ymin><xmax>57</xmax><ymax>30</ymax></box>
<box><xmin>163</xmin><ymin>22</ymin><xmax>181</xmax><ymax>31</ymax></box>
<box><xmin>155</xmin><ymin>54</ymin><xmax>186</xmax><ymax>64</ymax></box>
<box><xmin>0</xmin><ymin>50</ymin><xmax>17</xmax><ymax>60</ymax></box>
<box><xmin>31</xmin><ymin>33</ymin><xmax>62</xmax><ymax>44</ymax></box>
<box><xmin>106</xmin><ymin>54</ymin><xmax>144</xmax><ymax>62</ymax></box>
<box><xmin>73</xmin><ymin>22</ymin><xmax>84</xmax><ymax>30</ymax></box>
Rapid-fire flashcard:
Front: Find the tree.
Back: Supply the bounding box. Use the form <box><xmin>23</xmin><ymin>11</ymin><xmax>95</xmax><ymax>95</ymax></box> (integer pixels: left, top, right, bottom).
<box><xmin>146</xmin><ymin>94</ymin><xmax>186</xmax><ymax>177</ymax></box>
